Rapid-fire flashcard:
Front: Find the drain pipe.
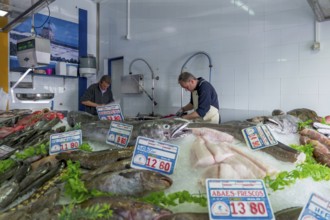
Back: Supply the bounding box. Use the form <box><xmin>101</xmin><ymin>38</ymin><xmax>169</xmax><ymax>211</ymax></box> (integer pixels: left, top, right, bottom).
<box><xmin>180</xmin><ymin>51</ymin><xmax>213</xmax><ymax>107</ymax></box>
<box><xmin>129</xmin><ymin>58</ymin><xmax>159</xmax><ymax>115</ymax></box>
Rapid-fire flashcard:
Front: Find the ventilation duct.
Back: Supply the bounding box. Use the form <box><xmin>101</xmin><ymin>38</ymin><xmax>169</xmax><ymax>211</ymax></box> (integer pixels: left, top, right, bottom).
<box><xmin>307</xmin><ymin>0</ymin><xmax>330</xmax><ymax>22</ymax></box>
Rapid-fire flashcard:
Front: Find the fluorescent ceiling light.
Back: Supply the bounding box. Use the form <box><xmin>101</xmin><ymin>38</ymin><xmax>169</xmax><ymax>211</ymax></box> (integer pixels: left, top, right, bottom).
<box><xmin>0</xmin><ymin>9</ymin><xmax>8</xmax><ymax>17</ymax></box>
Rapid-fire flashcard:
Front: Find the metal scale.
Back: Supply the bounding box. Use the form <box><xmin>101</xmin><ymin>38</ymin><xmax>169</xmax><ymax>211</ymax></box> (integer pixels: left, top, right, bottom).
<box><xmin>11</xmin><ymin>35</ymin><xmax>53</xmax><ymax>103</ymax></box>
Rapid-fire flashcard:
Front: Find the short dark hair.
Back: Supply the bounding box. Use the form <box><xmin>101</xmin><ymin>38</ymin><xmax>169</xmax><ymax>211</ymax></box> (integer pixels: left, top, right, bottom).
<box><xmin>178</xmin><ymin>72</ymin><xmax>196</xmax><ymax>83</ymax></box>
<box><xmin>99</xmin><ymin>75</ymin><xmax>111</xmax><ymax>84</ymax></box>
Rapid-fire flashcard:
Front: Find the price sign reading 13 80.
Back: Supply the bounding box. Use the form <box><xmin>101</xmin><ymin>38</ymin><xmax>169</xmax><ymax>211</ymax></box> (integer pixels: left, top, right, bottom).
<box><xmin>206</xmin><ymin>179</ymin><xmax>274</xmax><ymax>220</ymax></box>
<box><xmin>230</xmin><ymin>201</ymin><xmax>268</xmax><ymax>217</ymax></box>
<box><xmin>146</xmin><ymin>156</ymin><xmax>172</xmax><ymax>173</ymax></box>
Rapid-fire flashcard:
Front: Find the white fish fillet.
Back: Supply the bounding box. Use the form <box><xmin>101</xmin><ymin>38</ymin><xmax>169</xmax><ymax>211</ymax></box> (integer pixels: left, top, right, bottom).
<box><xmin>191</xmin><ymin>137</ymin><xmax>215</xmax><ymax>168</ymax></box>
<box><xmin>219</xmin><ymin>163</ymin><xmax>242</xmax><ymax>179</ymax></box>
<box><xmin>203</xmin><ymin>139</ymin><xmax>234</xmax><ymax>163</ymax></box>
<box><xmin>190</xmin><ymin>127</ymin><xmax>234</xmax><ymax>143</ymax></box>
<box><xmin>226</xmin><ymin>143</ymin><xmax>279</xmax><ymax>176</ymax></box>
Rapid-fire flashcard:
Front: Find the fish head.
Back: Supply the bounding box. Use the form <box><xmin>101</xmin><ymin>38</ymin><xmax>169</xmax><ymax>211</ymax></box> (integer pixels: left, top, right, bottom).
<box><xmin>141</xmin><ymin>170</ymin><xmax>173</xmax><ymax>192</ymax></box>
<box><xmin>138</xmin><ymin>118</ymin><xmax>190</xmax><ymax>142</ymax></box>
<box><xmin>266</xmin><ymin>115</ymin><xmax>300</xmax><ymax>134</ymax></box>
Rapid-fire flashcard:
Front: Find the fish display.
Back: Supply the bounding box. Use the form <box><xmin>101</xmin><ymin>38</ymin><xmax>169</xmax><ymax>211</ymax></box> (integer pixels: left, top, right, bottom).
<box><xmin>287</xmin><ymin>108</ymin><xmax>320</xmax><ymax>122</ymax></box>
<box><xmin>67</xmin><ymin>110</ymin><xmax>99</xmax><ymax>127</ymax></box>
<box><xmin>56</xmin><ymin>147</ymin><xmax>134</xmax><ymax>170</ymax></box>
<box><xmin>85</xmin><ymin>168</ymin><xmax>173</xmax><ymax>196</ymax></box>
<box><xmin>187</xmin><ymin>121</ymin><xmax>305</xmax><ymax>163</ymax></box>
<box><xmin>274</xmin><ymin>206</ymin><xmax>303</xmax><ymax>220</ymax></box>
<box><xmin>81</xmin><ymin>118</ymin><xmax>190</xmax><ymax>146</ymax></box>
<box><xmin>79</xmin><ymin>196</ymin><xmax>173</xmax><ymax>220</ymax></box>
<box><xmin>300</xmin><ymin>128</ymin><xmax>330</xmax><ymax>167</ymax></box>
<box><xmin>158</xmin><ymin>212</ymin><xmax>209</xmax><ymax>220</ymax></box>
<box><xmin>247</xmin><ymin>114</ymin><xmax>301</xmax><ymax>134</ymax></box>
<box><xmin>81</xmin><ymin>158</ymin><xmax>132</xmax><ymax>181</ymax></box>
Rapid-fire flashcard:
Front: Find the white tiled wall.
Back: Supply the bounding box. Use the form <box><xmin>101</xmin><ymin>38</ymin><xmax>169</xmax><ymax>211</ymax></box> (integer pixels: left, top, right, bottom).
<box><xmin>98</xmin><ymin>0</ymin><xmax>330</xmax><ymax>122</ymax></box>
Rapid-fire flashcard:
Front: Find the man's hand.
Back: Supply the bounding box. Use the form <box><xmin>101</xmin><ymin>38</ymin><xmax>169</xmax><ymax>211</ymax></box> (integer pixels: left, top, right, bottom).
<box><xmin>176</xmin><ymin>108</ymin><xmax>184</xmax><ymax>117</ymax></box>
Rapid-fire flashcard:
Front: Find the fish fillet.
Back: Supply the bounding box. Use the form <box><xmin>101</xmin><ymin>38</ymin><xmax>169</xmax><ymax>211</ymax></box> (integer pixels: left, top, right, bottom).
<box><xmin>190</xmin><ymin>127</ymin><xmax>234</xmax><ymax>143</ymax></box>
<box><xmin>191</xmin><ymin>137</ymin><xmax>215</xmax><ymax>167</ymax></box>
<box><xmin>203</xmin><ymin>139</ymin><xmax>234</xmax><ymax>163</ymax></box>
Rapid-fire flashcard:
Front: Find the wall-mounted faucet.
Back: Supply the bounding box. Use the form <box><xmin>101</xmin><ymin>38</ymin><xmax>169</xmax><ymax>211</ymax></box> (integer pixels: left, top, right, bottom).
<box><xmin>128</xmin><ymin>58</ymin><xmax>159</xmax><ymax>116</ymax></box>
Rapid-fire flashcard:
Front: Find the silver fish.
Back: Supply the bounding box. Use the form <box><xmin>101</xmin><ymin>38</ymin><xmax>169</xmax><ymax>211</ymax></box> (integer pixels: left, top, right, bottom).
<box><xmin>85</xmin><ymin>168</ymin><xmax>173</xmax><ymax>196</ymax></box>
<box><xmin>81</xmin><ymin>118</ymin><xmax>190</xmax><ymax>146</ymax></box>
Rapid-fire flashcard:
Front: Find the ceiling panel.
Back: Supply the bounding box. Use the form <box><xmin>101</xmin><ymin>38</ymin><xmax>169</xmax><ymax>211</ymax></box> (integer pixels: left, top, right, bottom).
<box><xmin>0</xmin><ymin>0</ymin><xmax>55</xmax><ymax>32</ymax></box>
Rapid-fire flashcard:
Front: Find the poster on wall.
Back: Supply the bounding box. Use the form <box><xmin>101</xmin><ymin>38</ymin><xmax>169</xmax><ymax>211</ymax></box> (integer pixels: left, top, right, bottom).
<box><xmin>9</xmin><ymin>13</ymin><xmax>79</xmax><ymax>70</ymax></box>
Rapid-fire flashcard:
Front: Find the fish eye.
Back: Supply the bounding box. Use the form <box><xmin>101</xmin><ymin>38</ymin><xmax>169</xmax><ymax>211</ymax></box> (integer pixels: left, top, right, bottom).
<box><xmin>163</xmin><ymin>124</ymin><xmax>170</xmax><ymax>129</ymax></box>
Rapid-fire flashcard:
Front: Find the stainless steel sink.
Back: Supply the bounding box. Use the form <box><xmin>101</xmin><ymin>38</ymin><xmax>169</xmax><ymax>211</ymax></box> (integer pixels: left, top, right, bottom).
<box><xmin>15</xmin><ymin>93</ymin><xmax>54</xmax><ymax>101</ymax></box>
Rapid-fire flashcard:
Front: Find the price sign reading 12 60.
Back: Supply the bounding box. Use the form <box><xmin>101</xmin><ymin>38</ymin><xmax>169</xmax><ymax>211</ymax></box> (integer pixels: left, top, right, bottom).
<box><xmin>146</xmin><ymin>156</ymin><xmax>172</xmax><ymax>173</ymax></box>
<box><xmin>206</xmin><ymin>179</ymin><xmax>274</xmax><ymax>220</ymax></box>
<box><xmin>49</xmin><ymin>130</ymin><xmax>82</xmax><ymax>155</ymax></box>
<box><xmin>131</xmin><ymin>136</ymin><xmax>179</xmax><ymax>175</ymax></box>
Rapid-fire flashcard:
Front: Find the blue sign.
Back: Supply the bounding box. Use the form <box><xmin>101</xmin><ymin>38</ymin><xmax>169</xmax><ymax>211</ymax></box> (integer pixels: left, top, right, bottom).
<box><xmin>298</xmin><ymin>193</ymin><xmax>330</xmax><ymax>220</ymax></box>
<box><xmin>206</xmin><ymin>179</ymin><xmax>274</xmax><ymax>220</ymax></box>
<box><xmin>96</xmin><ymin>103</ymin><xmax>124</xmax><ymax>121</ymax></box>
<box><xmin>49</xmin><ymin>130</ymin><xmax>82</xmax><ymax>155</ymax></box>
<box><xmin>242</xmin><ymin>125</ymin><xmax>278</xmax><ymax>150</ymax></box>
<box><xmin>131</xmin><ymin>136</ymin><xmax>179</xmax><ymax>175</ymax></box>
<box><xmin>106</xmin><ymin>121</ymin><xmax>133</xmax><ymax>148</ymax></box>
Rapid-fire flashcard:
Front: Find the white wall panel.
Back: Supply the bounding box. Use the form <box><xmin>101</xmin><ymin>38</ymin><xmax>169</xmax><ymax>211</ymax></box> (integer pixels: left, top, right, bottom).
<box><xmin>99</xmin><ymin>0</ymin><xmax>330</xmax><ymax>122</ymax></box>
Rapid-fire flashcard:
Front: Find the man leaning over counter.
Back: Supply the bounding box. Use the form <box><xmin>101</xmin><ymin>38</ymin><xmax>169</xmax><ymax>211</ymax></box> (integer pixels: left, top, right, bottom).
<box><xmin>177</xmin><ymin>71</ymin><xmax>220</xmax><ymax>124</ymax></box>
<box><xmin>81</xmin><ymin>75</ymin><xmax>114</xmax><ymax>115</ymax></box>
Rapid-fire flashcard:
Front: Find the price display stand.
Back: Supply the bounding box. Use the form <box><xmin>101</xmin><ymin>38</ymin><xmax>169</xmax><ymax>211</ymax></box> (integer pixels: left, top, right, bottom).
<box><xmin>242</xmin><ymin>125</ymin><xmax>278</xmax><ymax>150</ymax></box>
<box><xmin>206</xmin><ymin>179</ymin><xmax>274</xmax><ymax>220</ymax></box>
<box><xmin>96</xmin><ymin>103</ymin><xmax>124</xmax><ymax>121</ymax></box>
<box><xmin>49</xmin><ymin>130</ymin><xmax>82</xmax><ymax>155</ymax></box>
<box><xmin>298</xmin><ymin>193</ymin><xmax>330</xmax><ymax>220</ymax></box>
<box><xmin>106</xmin><ymin>121</ymin><xmax>133</xmax><ymax>148</ymax></box>
<box><xmin>131</xmin><ymin>136</ymin><xmax>179</xmax><ymax>175</ymax></box>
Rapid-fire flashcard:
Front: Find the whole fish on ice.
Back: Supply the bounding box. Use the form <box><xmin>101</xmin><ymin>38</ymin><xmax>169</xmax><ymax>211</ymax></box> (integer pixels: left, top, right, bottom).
<box><xmin>81</xmin><ymin>118</ymin><xmax>190</xmax><ymax>146</ymax></box>
<box><xmin>85</xmin><ymin>168</ymin><xmax>173</xmax><ymax>196</ymax></box>
<box><xmin>79</xmin><ymin>196</ymin><xmax>173</xmax><ymax>220</ymax></box>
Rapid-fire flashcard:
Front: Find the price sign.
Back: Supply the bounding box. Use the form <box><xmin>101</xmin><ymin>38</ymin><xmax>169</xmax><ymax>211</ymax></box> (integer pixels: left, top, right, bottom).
<box><xmin>298</xmin><ymin>193</ymin><xmax>330</xmax><ymax>220</ymax></box>
<box><xmin>206</xmin><ymin>179</ymin><xmax>274</xmax><ymax>220</ymax></box>
<box><xmin>242</xmin><ymin>125</ymin><xmax>278</xmax><ymax>150</ymax></box>
<box><xmin>96</xmin><ymin>104</ymin><xmax>124</xmax><ymax>121</ymax></box>
<box><xmin>49</xmin><ymin>130</ymin><xmax>82</xmax><ymax>155</ymax></box>
<box><xmin>106</xmin><ymin>121</ymin><xmax>133</xmax><ymax>148</ymax></box>
<box><xmin>131</xmin><ymin>136</ymin><xmax>179</xmax><ymax>175</ymax></box>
